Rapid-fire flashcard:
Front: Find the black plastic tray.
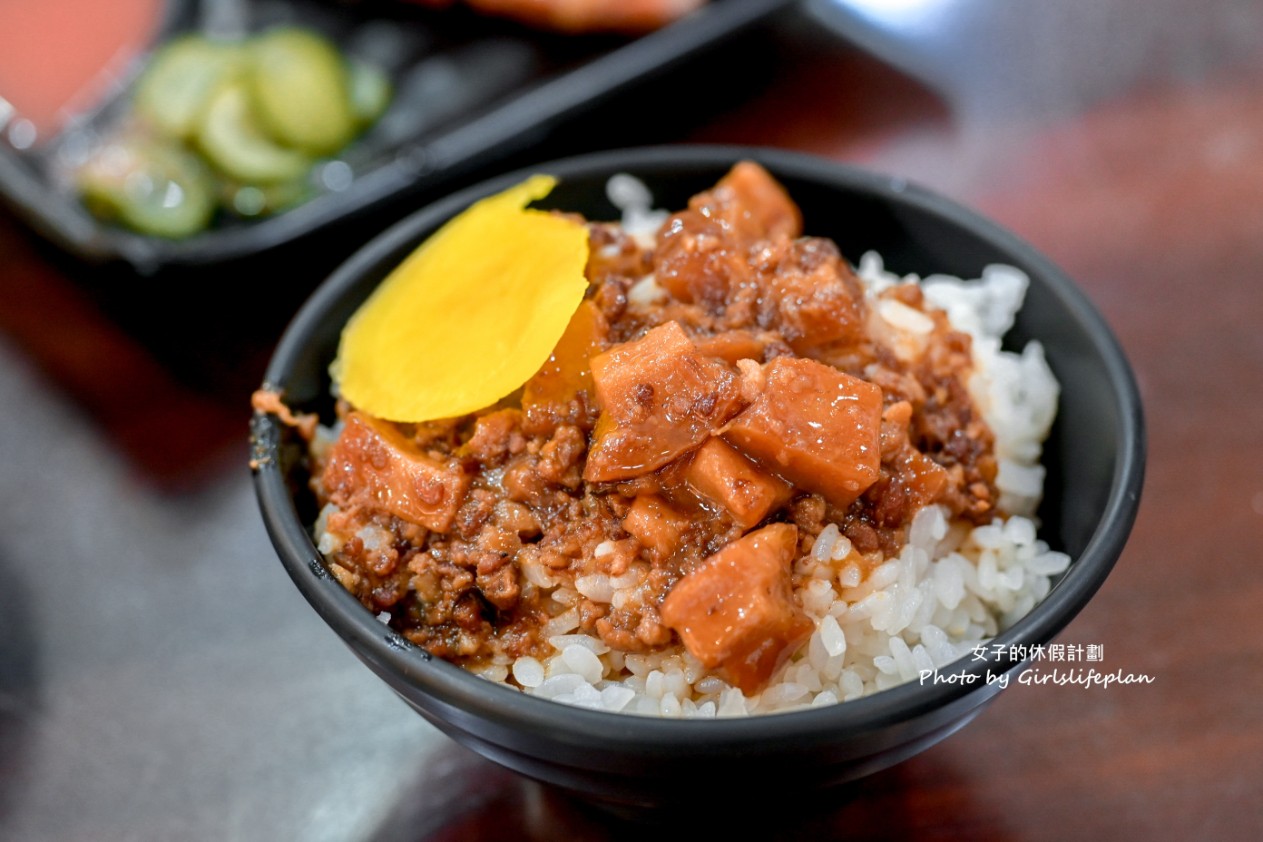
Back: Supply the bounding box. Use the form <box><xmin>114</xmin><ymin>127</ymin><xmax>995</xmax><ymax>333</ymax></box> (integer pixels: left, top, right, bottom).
<box><xmin>0</xmin><ymin>0</ymin><xmax>793</xmax><ymax>273</ymax></box>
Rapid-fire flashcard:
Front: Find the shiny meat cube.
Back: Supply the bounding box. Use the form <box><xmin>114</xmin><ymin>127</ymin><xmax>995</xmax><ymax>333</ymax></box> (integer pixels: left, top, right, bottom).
<box><xmin>763</xmin><ymin>238</ymin><xmax>867</xmax><ymax>353</ymax></box>
<box><xmin>900</xmin><ymin>449</ymin><xmax>949</xmax><ymax>507</ymax></box>
<box><xmin>622</xmin><ymin>494</ymin><xmax>689</xmax><ymax>560</ymax></box>
<box><xmin>691</xmin><ymin>329</ymin><xmax>767</xmax><ymax>365</ymax></box>
<box><xmin>652</xmin><ymin>216</ymin><xmax>750</xmax><ymax>307</ymax></box>
<box><xmin>683</xmin><ymin>437</ymin><xmax>792</xmax><ymax>530</ymax></box>
<box><xmin>707</xmin><ymin>160</ymin><xmax>803</xmax><ymax>243</ymax></box>
<box><xmin>322</xmin><ymin>412</ymin><xmax>472</xmax><ymax>531</ymax></box>
<box><xmin>659</xmin><ymin>523</ymin><xmax>811</xmax><ymax>693</ymax></box>
<box><xmin>652</xmin><ymin>161</ymin><xmax>802</xmax><ymax>306</ymax></box>
<box><xmin>721</xmin><ymin>357</ymin><xmax>882</xmax><ymax>509</ymax></box>
<box><xmin>584</xmin><ymin>321</ymin><xmax>743</xmax><ymax>482</ymax></box>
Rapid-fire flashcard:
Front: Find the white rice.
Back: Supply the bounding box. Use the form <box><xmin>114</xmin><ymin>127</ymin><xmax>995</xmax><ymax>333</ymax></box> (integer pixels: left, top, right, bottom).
<box><xmin>606</xmin><ymin>173</ymin><xmax>669</xmax><ymax>248</ymax></box>
<box><xmin>502</xmin><ymin>249</ymin><xmax>1068</xmax><ymax>717</ymax></box>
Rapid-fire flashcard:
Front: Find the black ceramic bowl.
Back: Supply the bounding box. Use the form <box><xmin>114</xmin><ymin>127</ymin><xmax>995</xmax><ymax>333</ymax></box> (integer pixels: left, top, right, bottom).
<box><xmin>251</xmin><ymin>145</ymin><xmax>1145</xmax><ymax>809</ymax></box>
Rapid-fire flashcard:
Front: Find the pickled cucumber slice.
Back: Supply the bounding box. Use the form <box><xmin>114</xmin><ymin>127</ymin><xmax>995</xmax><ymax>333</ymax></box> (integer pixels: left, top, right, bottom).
<box><xmin>133</xmin><ymin>36</ymin><xmax>244</xmax><ymax>139</ymax></box>
<box><xmin>77</xmin><ymin>135</ymin><xmax>215</xmax><ymax>239</ymax></box>
<box><xmin>222</xmin><ymin>178</ymin><xmax>310</xmax><ymax>217</ymax></box>
<box><xmin>250</xmin><ymin>27</ymin><xmax>356</xmax><ymax>155</ymax></box>
<box><xmin>347</xmin><ymin>59</ymin><xmax>392</xmax><ymax>127</ymax></box>
<box><xmin>79</xmin><ymin>26</ymin><xmax>392</xmax><ymax>237</ymax></box>
<box><xmin>197</xmin><ymin>83</ymin><xmax>312</xmax><ymax>184</ymax></box>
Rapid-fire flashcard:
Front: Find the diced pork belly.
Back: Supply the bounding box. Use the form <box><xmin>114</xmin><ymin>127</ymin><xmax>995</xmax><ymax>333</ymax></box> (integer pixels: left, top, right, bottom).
<box><xmin>584</xmin><ymin>321</ymin><xmax>744</xmax><ymax>482</ymax></box>
<box><xmin>652</xmin><ymin>215</ymin><xmax>750</xmax><ymax>308</ymax></box>
<box><xmin>652</xmin><ymin>162</ymin><xmax>802</xmax><ymax>306</ymax></box>
<box><xmin>323</xmin><ymin>412</ymin><xmax>472</xmax><ymax>531</ymax></box>
<box><xmin>691</xmin><ymin>329</ymin><xmax>768</xmax><ymax>365</ymax></box>
<box><xmin>704</xmin><ymin>160</ymin><xmax>803</xmax><ymax>244</ymax></box>
<box><xmin>683</xmin><ymin>437</ymin><xmax>792</xmax><ymax>530</ymax></box>
<box><xmin>622</xmin><ymin>494</ymin><xmax>690</xmax><ymax>561</ymax></box>
<box><xmin>721</xmin><ymin>357</ymin><xmax>882</xmax><ymax>509</ymax></box>
<box><xmin>760</xmin><ymin>238</ymin><xmax>867</xmax><ymax>354</ymax></box>
<box><xmin>659</xmin><ymin>523</ymin><xmax>811</xmax><ymax>693</ymax></box>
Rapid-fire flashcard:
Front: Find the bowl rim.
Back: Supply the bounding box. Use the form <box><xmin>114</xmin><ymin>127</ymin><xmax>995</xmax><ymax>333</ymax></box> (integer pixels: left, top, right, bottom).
<box><xmin>252</xmin><ymin>143</ymin><xmax>1145</xmax><ymax>751</ymax></box>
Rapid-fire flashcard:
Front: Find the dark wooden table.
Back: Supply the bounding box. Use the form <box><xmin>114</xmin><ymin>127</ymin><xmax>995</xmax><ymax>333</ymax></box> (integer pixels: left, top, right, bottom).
<box><xmin>2</xmin><ymin>1</ymin><xmax>1261</xmax><ymax>839</ymax></box>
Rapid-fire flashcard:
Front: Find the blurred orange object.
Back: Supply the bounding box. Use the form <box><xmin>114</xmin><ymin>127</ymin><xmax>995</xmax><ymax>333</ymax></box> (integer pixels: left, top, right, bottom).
<box><xmin>0</xmin><ymin>0</ymin><xmax>163</xmax><ymax>144</ymax></box>
<box><xmin>409</xmin><ymin>0</ymin><xmax>707</xmax><ymax>33</ymax></box>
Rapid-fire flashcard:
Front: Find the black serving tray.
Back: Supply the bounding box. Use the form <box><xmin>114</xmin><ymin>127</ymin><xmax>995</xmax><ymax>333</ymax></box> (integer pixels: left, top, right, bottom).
<box><xmin>0</xmin><ymin>0</ymin><xmax>793</xmax><ymax>273</ymax></box>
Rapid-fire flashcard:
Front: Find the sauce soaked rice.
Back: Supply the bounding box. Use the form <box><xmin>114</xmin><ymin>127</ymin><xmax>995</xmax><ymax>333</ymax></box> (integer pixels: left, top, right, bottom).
<box><xmin>280</xmin><ymin>163</ymin><xmax>1069</xmax><ymax>715</ymax></box>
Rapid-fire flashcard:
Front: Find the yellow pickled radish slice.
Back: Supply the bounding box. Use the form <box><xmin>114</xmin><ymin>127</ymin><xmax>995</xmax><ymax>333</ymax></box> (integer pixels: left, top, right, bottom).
<box><xmin>333</xmin><ymin>175</ymin><xmax>590</xmax><ymax>422</ymax></box>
